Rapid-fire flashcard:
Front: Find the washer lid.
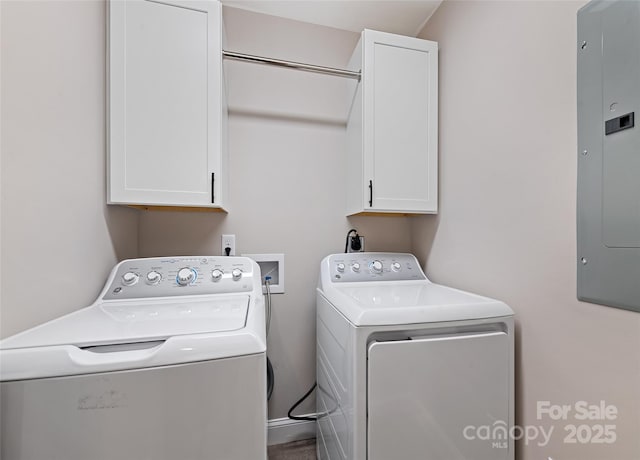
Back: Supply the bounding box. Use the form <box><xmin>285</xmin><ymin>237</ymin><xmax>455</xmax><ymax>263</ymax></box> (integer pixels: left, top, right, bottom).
<box><xmin>326</xmin><ymin>282</ymin><xmax>513</xmax><ymax>326</ymax></box>
<box><xmin>1</xmin><ymin>295</ymin><xmax>250</xmax><ymax>350</ymax></box>
<box><xmin>0</xmin><ymin>295</ymin><xmax>266</xmax><ymax>382</ymax></box>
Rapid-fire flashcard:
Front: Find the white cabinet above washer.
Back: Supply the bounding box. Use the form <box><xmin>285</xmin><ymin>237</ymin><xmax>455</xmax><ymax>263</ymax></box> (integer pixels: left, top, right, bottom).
<box><xmin>108</xmin><ymin>0</ymin><xmax>228</xmax><ymax>211</ymax></box>
<box><xmin>346</xmin><ymin>30</ymin><xmax>438</xmax><ymax>215</ymax></box>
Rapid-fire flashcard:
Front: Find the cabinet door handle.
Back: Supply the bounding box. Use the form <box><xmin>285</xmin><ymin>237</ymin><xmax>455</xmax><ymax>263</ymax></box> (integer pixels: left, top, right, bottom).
<box><xmin>368</xmin><ymin>180</ymin><xmax>373</xmax><ymax>207</ymax></box>
<box><xmin>211</xmin><ymin>172</ymin><xmax>215</xmax><ymax>203</ymax></box>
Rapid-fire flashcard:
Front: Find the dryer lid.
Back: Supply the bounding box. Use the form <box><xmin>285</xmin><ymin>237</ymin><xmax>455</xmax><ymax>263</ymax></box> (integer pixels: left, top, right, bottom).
<box><xmin>327</xmin><ymin>282</ymin><xmax>513</xmax><ymax>326</ymax></box>
<box><xmin>0</xmin><ymin>294</ymin><xmax>250</xmax><ymax>350</ymax></box>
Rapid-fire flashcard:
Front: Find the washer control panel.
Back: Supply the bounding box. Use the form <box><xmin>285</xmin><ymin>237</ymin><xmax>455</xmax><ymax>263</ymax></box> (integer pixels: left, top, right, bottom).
<box><xmin>103</xmin><ymin>256</ymin><xmax>255</xmax><ymax>300</ymax></box>
<box><xmin>329</xmin><ymin>253</ymin><xmax>426</xmax><ymax>282</ymax></box>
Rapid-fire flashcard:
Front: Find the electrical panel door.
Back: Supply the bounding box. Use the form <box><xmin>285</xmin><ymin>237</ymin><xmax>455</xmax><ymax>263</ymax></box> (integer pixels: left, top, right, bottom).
<box><xmin>577</xmin><ymin>0</ymin><xmax>640</xmax><ymax>312</ymax></box>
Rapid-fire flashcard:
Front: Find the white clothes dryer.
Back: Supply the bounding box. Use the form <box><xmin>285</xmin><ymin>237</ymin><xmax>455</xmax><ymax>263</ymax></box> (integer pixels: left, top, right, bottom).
<box><xmin>316</xmin><ymin>253</ymin><xmax>514</xmax><ymax>460</ymax></box>
<box><xmin>0</xmin><ymin>256</ymin><xmax>267</xmax><ymax>460</ymax></box>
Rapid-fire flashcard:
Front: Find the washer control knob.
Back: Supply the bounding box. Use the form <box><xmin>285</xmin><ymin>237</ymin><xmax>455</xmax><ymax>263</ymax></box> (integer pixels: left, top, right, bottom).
<box><xmin>370</xmin><ymin>260</ymin><xmax>383</xmax><ymax>273</ymax></box>
<box><xmin>122</xmin><ymin>272</ymin><xmax>139</xmax><ymax>286</ymax></box>
<box><xmin>391</xmin><ymin>262</ymin><xmax>401</xmax><ymax>272</ymax></box>
<box><xmin>211</xmin><ymin>269</ymin><xmax>224</xmax><ymax>282</ymax></box>
<box><xmin>146</xmin><ymin>271</ymin><xmax>162</xmax><ymax>285</ymax></box>
<box><xmin>351</xmin><ymin>262</ymin><xmax>361</xmax><ymax>272</ymax></box>
<box><xmin>231</xmin><ymin>268</ymin><xmax>243</xmax><ymax>281</ymax></box>
<box><xmin>177</xmin><ymin>267</ymin><xmax>196</xmax><ymax>286</ymax></box>
<box><xmin>336</xmin><ymin>263</ymin><xmax>346</xmax><ymax>273</ymax></box>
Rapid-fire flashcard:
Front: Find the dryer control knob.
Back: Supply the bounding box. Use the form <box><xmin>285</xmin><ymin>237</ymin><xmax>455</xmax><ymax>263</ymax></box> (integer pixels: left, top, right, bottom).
<box><xmin>146</xmin><ymin>271</ymin><xmax>162</xmax><ymax>285</ymax></box>
<box><xmin>336</xmin><ymin>263</ymin><xmax>345</xmax><ymax>272</ymax></box>
<box><xmin>231</xmin><ymin>268</ymin><xmax>243</xmax><ymax>281</ymax></box>
<box><xmin>351</xmin><ymin>262</ymin><xmax>361</xmax><ymax>272</ymax></box>
<box><xmin>122</xmin><ymin>272</ymin><xmax>139</xmax><ymax>286</ymax></box>
<box><xmin>177</xmin><ymin>267</ymin><xmax>196</xmax><ymax>286</ymax></box>
<box><xmin>391</xmin><ymin>262</ymin><xmax>401</xmax><ymax>272</ymax></box>
<box><xmin>370</xmin><ymin>260</ymin><xmax>383</xmax><ymax>273</ymax></box>
<box><xmin>211</xmin><ymin>269</ymin><xmax>224</xmax><ymax>282</ymax></box>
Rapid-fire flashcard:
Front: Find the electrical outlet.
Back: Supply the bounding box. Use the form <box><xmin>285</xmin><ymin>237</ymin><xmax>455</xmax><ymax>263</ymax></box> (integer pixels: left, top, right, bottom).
<box><xmin>347</xmin><ymin>236</ymin><xmax>365</xmax><ymax>253</ymax></box>
<box><xmin>221</xmin><ymin>234</ymin><xmax>236</xmax><ymax>256</ymax></box>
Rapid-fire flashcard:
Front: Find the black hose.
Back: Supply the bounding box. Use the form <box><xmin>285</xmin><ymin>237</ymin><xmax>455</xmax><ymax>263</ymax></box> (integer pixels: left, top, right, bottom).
<box><xmin>267</xmin><ymin>357</ymin><xmax>274</xmax><ymax>401</ymax></box>
<box><xmin>287</xmin><ymin>382</ymin><xmax>317</xmax><ymax>421</ymax></box>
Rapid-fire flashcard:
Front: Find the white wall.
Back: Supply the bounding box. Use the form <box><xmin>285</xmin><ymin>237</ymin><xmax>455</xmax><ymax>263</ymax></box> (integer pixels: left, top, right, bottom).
<box><xmin>137</xmin><ymin>7</ymin><xmax>413</xmax><ymax>419</ymax></box>
<box><xmin>0</xmin><ymin>0</ymin><xmax>138</xmax><ymax>338</ymax></box>
<box><xmin>414</xmin><ymin>2</ymin><xmax>640</xmax><ymax>459</ymax></box>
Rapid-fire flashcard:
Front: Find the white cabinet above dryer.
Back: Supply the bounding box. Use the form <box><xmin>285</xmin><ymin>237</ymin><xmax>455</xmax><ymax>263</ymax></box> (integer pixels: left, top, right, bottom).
<box><xmin>108</xmin><ymin>0</ymin><xmax>227</xmax><ymax>210</ymax></box>
<box><xmin>346</xmin><ymin>30</ymin><xmax>438</xmax><ymax>215</ymax></box>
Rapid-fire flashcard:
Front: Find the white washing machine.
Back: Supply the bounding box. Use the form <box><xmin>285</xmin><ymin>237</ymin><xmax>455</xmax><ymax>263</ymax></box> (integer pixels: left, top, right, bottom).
<box><xmin>0</xmin><ymin>256</ymin><xmax>267</xmax><ymax>460</ymax></box>
<box><xmin>316</xmin><ymin>253</ymin><xmax>514</xmax><ymax>460</ymax></box>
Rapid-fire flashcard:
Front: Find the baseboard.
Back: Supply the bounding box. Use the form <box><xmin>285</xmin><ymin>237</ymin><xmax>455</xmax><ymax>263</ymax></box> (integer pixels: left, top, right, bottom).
<box><xmin>267</xmin><ymin>415</ymin><xmax>316</xmax><ymax>446</ymax></box>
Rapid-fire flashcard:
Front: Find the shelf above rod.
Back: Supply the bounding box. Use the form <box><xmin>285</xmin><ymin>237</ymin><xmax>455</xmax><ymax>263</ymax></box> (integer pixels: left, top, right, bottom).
<box><xmin>222</xmin><ymin>50</ymin><xmax>361</xmax><ymax>80</ymax></box>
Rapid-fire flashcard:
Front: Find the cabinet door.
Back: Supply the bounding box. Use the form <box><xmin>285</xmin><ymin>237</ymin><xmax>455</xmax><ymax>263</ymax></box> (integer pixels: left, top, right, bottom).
<box><xmin>109</xmin><ymin>0</ymin><xmax>224</xmax><ymax>208</ymax></box>
<box><xmin>363</xmin><ymin>30</ymin><xmax>438</xmax><ymax>213</ymax></box>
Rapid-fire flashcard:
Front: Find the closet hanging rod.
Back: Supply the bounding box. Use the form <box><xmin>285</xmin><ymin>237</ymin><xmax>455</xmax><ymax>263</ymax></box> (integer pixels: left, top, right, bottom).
<box><xmin>222</xmin><ymin>50</ymin><xmax>361</xmax><ymax>80</ymax></box>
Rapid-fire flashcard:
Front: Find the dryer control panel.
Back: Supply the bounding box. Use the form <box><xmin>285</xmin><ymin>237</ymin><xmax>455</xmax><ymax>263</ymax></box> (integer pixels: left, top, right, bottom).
<box><xmin>102</xmin><ymin>256</ymin><xmax>256</xmax><ymax>300</ymax></box>
<box><xmin>328</xmin><ymin>253</ymin><xmax>426</xmax><ymax>282</ymax></box>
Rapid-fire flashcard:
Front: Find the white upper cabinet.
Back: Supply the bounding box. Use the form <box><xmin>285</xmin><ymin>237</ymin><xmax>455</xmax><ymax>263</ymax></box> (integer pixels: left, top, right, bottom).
<box><xmin>108</xmin><ymin>0</ymin><xmax>227</xmax><ymax>210</ymax></box>
<box><xmin>346</xmin><ymin>30</ymin><xmax>438</xmax><ymax>215</ymax></box>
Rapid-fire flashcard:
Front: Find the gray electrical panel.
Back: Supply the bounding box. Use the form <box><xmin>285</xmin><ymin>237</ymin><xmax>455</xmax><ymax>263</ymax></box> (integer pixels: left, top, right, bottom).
<box><xmin>577</xmin><ymin>0</ymin><xmax>640</xmax><ymax>313</ymax></box>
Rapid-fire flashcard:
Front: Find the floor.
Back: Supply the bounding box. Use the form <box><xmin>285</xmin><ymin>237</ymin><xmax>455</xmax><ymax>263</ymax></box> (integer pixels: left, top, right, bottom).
<box><xmin>268</xmin><ymin>439</ymin><xmax>316</xmax><ymax>460</ymax></box>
